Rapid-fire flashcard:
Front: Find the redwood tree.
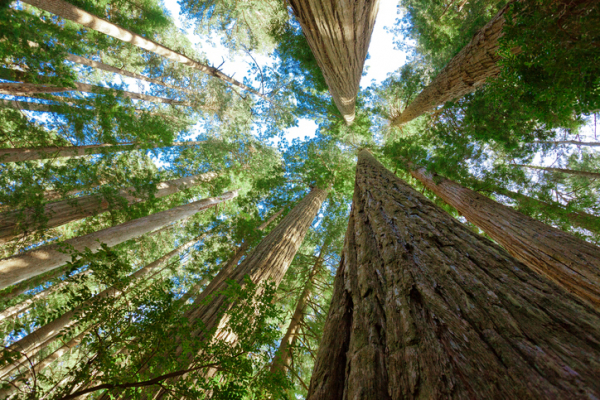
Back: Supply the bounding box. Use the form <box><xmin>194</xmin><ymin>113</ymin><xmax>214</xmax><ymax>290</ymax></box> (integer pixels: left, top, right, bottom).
<box><xmin>307</xmin><ymin>150</ymin><xmax>600</xmax><ymax>399</ymax></box>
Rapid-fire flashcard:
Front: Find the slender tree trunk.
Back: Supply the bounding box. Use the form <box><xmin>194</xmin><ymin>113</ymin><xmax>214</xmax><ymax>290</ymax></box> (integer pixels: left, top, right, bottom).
<box><xmin>0</xmin><ymin>172</ymin><xmax>217</xmax><ymax>243</ymax></box>
<box><xmin>287</xmin><ymin>0</ymin><xmax>381</xmax><ymax>125</ymax></box>
<box><xmin>0</xmin><ymin>81</ymin><xmax>186</xmax><ymax>105</ymax></box>
<box><xmin>0</xmin><ymin>99</ymin><xmax>62</xmax><ymax>113</ymax></box>
<box><xmin>20</xmin><ymin>0</ymin><xmax>269</xmax><ymax>102</ymax></box>
<box><xmin>0</xmin><ymin>266</ymin><xmax>74</xmax><ymax>303</ymax></box>
<box><xmin>307</xmin><ymin>150</ymin><xmax>600</xmax><ymax>399</ymax></box>
<box><xmin>270</xmin><ymin>241</ymin><xmax>328</xmax><ymax>375</ymax></box>
<box><xmin>516</xmin><ymin>164</ymin><xmax>600</xmax><ymax>179</ymax></box>
<box><xmin>0</xmin><ymin>190</ymin><xmax>237</xmax><ymax>290</ymax></box>
<box><xmin>0</xmin><ymin>140</ymin><xmax>205</xmax><ymax>163</ymax></box>
<box><xmin>0</xmin><ymin>237</ymin><xmax>202</xmax><ymax>381</ymax></box>
<box><xmin>534</xmin><ymin>140</ymin><xmax>600</xmax><ymax>147</ymax></box>
<box><xmin>409</xmin><ymin>165</ymin><xmax>600</xmax><ymax>308</ymax></box>
<box><xmin>391</xmin><ymin>4</ymin><xmax>514</xmax><ymax>126</ymax></box>
<box><xmin>490</xmin><ymin>185</ymin><xmax>600</xmax><ymax>235</ymax></box>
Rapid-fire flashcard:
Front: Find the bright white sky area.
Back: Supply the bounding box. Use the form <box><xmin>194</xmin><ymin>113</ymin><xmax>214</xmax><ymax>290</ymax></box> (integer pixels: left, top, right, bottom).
<box><xmin>161</xmin><ymin>0</ymin><xmax>408</xmax><ymax>143</ymax></box>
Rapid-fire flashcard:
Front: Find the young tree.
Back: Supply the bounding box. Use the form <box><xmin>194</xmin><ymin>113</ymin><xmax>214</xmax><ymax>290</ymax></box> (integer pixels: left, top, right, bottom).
<box><xmin>307</xmin><ymin>150</ymin><xmax>600</xmax><ymax>398</ymax></box>
<box><xmin>0</xmin><ymin>190</ymin><xmax>237</xmax><ymax>289</ymax></box>
<box><xmin>515</xmin><ymin>164</ymin><xmax>600</xmax><ymax>180</ymax></box>
<box><xmin>287</xmin><ymin>0</ymin><xmax>381</xmax><ymax>125</ymax></box>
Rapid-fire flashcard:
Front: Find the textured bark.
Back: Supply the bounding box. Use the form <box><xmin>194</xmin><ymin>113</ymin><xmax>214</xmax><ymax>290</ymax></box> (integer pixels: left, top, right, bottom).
<box><xmin>391</xmin><ymin>4</ymin><xmax>513</xmax><ymax>126</ymax></box>
<box><xmin>490</xmin><ymin>185</ymin><xmax>600</xmax><ymax>235</ymax></box>
<box><xmin>410</xmin><ymin>166</ymin><xmax>600</xmax><ymax>309</ymax></box>
<box><xmin>0</xmin><ymin>81</ymin><xmax>185</xmax><ymax>105</ymax></box>
<box><xmin>21</xmin><ymin>0</ymin><xmax>269</xmax><ymax>102</ymax></box>
<box><xmin>270</xmin><ymin>242</ymin><xmax>328</xmax><ymax>375</ymax></box>
<box><xmin>516</xmin><ymin>164</ymin><xmax>600</xmax><ymax>180</ymax></box>
<box><xmin>0</xmin><ymin>172</ymin><xmax>216</xmax><ymax>243</ymax></box>
<box><xmin>287</xmin><ymin>0</ymin><xmax>381</xmax><ymax>125</ymax></box>
<box><xmin>0</xmin><ymin>190</ymin><xmax>237</xmax><ymax>290</ymax></box>
<box><xmin>307</xmin><ymin>150</ymin><xmax>600</xmax><ymax>399</ymax></box>
<box><xmin>0</xmin><ymin>140</ymin><xmax>205</xmax><ymax>163</ymax></box>
<box><xmin>0</xmin><ymin>237</ymin><xmax>202</xmax><ymax>381</ymax></box>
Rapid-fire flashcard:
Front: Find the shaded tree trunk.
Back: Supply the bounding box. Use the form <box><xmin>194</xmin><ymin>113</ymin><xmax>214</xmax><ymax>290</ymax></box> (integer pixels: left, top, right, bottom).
<box><xmin>287</xmin><ymin>0</ymin><xmax>381</xmax><ymax>125</ymax></box>
<box><xmin>0</xmin><ymin>172</ymin><xmax>217</xmax><ymax>243</ymax></box>
<box><xmin>21</xmin><ymin>0</ymin><xmax>269</xmax><ymax>102</ymax></box>
<box><xmin>307</xmin><ymin>150</ymin><xmax>600</xmax><ymax>399</ymax></box>
<box><xmin>0</xmin><ymin>99</ymin><xmax>62</xmax><ymax>113</ymax></box>
<box><xmin>391</xmin><ymin>4</ymin><xmax>513</xmax><ymax>126</ymax></box>
<box><xmin>0</xmin><ymin>236</ymin><xmax>203</xmax><ymax>381</ymax></box>
<box><xmin>516</xmin><ymin>164</ymin><xmax>600</xmax><ymax>179</ymax></box>
<box><xmin>270</xmin><ymin>241</ymin><xmax>328</xmax><ymax>375</ymax></box>
<box><xmin>0</xmin><ymin>190</ymin><xmax>237</xmax><ymax>290</ymax></box>
<box><xmin>0</xmin><ymin>140</ymin><xmax>205</xmax><ymax>163</ymax></box>
<box><xmin>409</xmin><ymin>165</ymin><xmax>600</xmax><ymax>308</ymax></box>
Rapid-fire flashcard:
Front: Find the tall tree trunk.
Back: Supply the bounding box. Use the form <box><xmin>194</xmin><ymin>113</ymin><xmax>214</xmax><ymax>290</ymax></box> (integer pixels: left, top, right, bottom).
<box><xmin>0</xmin><ymin>266</ymin><xmax>75</xmax><ymax>303</ymax></box>
<box><xmin>489</xmin><ymin>184</ymin><xmax>600</xmax><ymax>235</ymax></box>
<box><xmin>0</xmin><ymin>190</ymin><xmax>237</xmax><ymax>290</ymax></box>
<box><xmin>516</xmin><ymin>164</ymin><xmax>600</xmax><ymax>179</ymax></box>
<box><xmin>0</xmin><ymin>236</ymin><xmax>203</xmax><ymax>381</ymax></box>
<box><xmin>21</xmin><ymin>0</ymin><xmax>269</xmax><ymax>103</ymax></box>
<box><xmin>270</xmin><ymin>241</ymin><xmax>328</xmax><ymax>375</ymax></box>
<box><xmin>287</xmin><ymin>0</ymin><xmax>381</xmax><ymax>125</ymax></box>
<box><xmin>390</xmin><ymin>4</ymin><xmax>513</xmax><ymax>126</ymax></box>
<box><xmin>0</xmin><ymin>99</ymin><xmax>62</xmax><ymax>113</ymax></box>
<box><xmin>409</xmin><ymin>165</ymin><xmax>600</xmax><ymax>308</ymax></box>
<box><xmin>0</xmin><ymin>172</ymin><xmax>216</xmax><ymax>243</ymax></box>
<box><xmin>307</xmin><ymin>150</ymin><xmax>600</xmax><ymax>399</ymax></box>
<box><xmin>0</xmin><ymin>140</ymin><xmax>205</xmax><ymax>163</ymax></box>
<box><xmin>0</xmin><ymin>81</ymin><xmax>187</xmax><ymax>105</ymax></box>
<box><xmin>534</xmin><ymin>140</ymin><xmax>600</xmax><ymax>147</ymax></box>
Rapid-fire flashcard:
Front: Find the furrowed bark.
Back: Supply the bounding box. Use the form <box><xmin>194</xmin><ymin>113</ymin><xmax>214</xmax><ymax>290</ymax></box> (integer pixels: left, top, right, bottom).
<box><xmin>270</xmin><ymin>241</ymin><xmax>328</xmax><ymax>375</ymax></box>
<box><xmin>21</xmin><ymin>0</ymin><xmax>270</xmax><ymax>102</ymax></box>
<box><xmin>516</xmin><ymin>164</ymin><xmax>600</xmax><ymax>180</ymax></box>
<box><xmin>0</xmin><ymin>237</ymin><xmax>202</xmax><ymax>381</ymax></box>
<box><xmin>307</xmin><ymin>150</ymin><xmax>600</xmax><ymax>399</ymax></box>
<box><xmin>0</xmin><ymin>140</ymin><xmax>205</xmax><ymax>163</ymax></box>
<box><xmin>409</xmin><ymin>165</ymin><xmax>600</xmax><ymax>309</ymax></box>
<box><xmin>0</xmin><ymin>190</ymin><xmax>238</xmax><ymax>290</ymax></box>
<box><xmin>391</xmin><ymin>4</ymin><xmax>513</xmax><ymax>126</ymax></box>
<box><xmin>287</xmin><ymin>0</ymin><xmax>381</xmax><ymax>125</ymax></box>
<box><xmin>0</xmin><ymin>172</ymin><xmax>217</xmax><ymax>243</ymax></box>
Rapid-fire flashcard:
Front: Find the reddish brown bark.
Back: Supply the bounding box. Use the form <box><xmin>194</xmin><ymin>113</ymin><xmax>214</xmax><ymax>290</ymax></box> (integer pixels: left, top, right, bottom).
<box><xmin>307</xmin><ymin>150</ymin><xmax>600</xmax><ymax>399</ymax></box>
<box><xmin>287</xmin><ymin>0</ymin><xmax>381</xmax><ymax>125</ymax></box>
<box><xmin>409</xmin><ymin>166</ymin><xmax>600</xmax><ymax>309</ymax></box>
<box><xmin>391</xmin><ymin>4</ymin><xmax>513</xmax><ymax>126</ymax></box>
<box><xmin>0</xmin><ymin>172</ymin><xmax>216</xmax><ymax>243</ymax></box>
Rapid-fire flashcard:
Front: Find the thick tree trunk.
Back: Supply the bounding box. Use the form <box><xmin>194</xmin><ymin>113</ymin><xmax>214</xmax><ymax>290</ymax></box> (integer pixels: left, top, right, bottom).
<box><xmin>0</xmin><ymin>172</ymin><xmax>217</xmax><ymax>243</ymax></box>
<box><xmin>21</xmin><ymin>0</ymin><xmax>269</xmax><ymax>102</ymax></box>
<box><xmin>270</xmin><ymin>242</ymin><xmax>328</xmax><ymax>375</ymax></box>
<box><xmin>287</xmin><ymin>0</ymin><xmax>381</xmax><ymax>125</ymax></box>
<box><xmin>534</xmin><ymin>140</ymin><xmax>600</xmax><ymax>147</ymax></box>
<box><xmin>410</xmin><ymin>166</ymin><xmax>600</xmax><ymax>308</ymax></box>
<box><xmin>490</xmin><ymin>185</ymin><xmax>600</xmax><ymax>235</ymax></box>
<box><xmin>516</xmin><ymin>164</ymin><xmax>600</xmax><ymax>179</ymax></box>
<box><xmin>0</xmin><ymin>81</ymin><xmax>186</xmax><ymax>105</ymax></box>
<box><xmin>390</xmin><ymin>4</ymin><xmax>513</xmax><ymax>126</ymax></box>
<box><xmin>0</xmin><ymin>190</ymin><xmax>237</xmax><ymax>290</ymax></box>
<box><xmin>0</xmin><ymin>237</ymin><xmax>202</xmax><ymax>381</ymax></box>
<box><xmin>307</xmin><ymin>150</ymin><xmax>600</xmax><ymax>399</ymax></box>
<box><xmin>0</xmin><ymin>140</ymin><xmax>205</xmax><ymax>163</ymax></box>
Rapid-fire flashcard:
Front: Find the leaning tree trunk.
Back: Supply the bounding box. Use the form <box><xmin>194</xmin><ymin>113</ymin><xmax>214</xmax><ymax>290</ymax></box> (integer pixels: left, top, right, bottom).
<box><xmin>490</xmin><ymin>184</ymin><xmax>600</xmax><ymax>235</ymax></box>
<box><xmin>534</xmin><ymin>140</ymin><xmax>600</xmax><ymax>147</ymax></box>
<box><xmin>0</xmin><ymin>99</ymin><xmax>63</xmax><ymax>113</ymax></box>
<box><xmin>0</xmin><ymin>140</ymin><xmax>205</xmax><ymax>163</ymax></box>
<box><xmin>0</xmin><ymin>236</ymin><xmax>203</xmax><ymax>382</ymax></box>
<box><xmin>516</xmin><ymin>164</ymin><xmax>600</xmax><ymax>179</ymax></box>
<box><xmin>390</xmin><ymin>4</ymin><xmax>513</xmax><ymax>126</ymax></box>
<box><xmin>287</xmin><ymin>0</ymin><xmax>381</xmax><ymax>125</ymax></box>
<box><xmin>270</xmin><ymin>241</ymin><xmax>328</xmax><ymax>375</ymax></box>
<box><xmin>307</xmin><ymin>150</ymin><xmax>600</xmax><ymax>399</ymax></box>
<box><xmin>0</xmin><ymin>190</ymin><xmax>237</xmax><ymax>290</ymax></box>
<box><xmin>409</xmin><ymin>165</ymin><xmax>600</xmax><ymax>309</ymax></box>
<box><xmin>0</xmin><ymin>172</ymin><xmax>217</xmax><ymax>243</ymax></box>
<box><xmin>21</xmin><ymin>0</ymin><xmax>269</xmax><ymax>102</ymax></box>
<box><xmin>142</xmin><ymin>190</ymin><xmax>326</xmax><ymax>400</ymax></box>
